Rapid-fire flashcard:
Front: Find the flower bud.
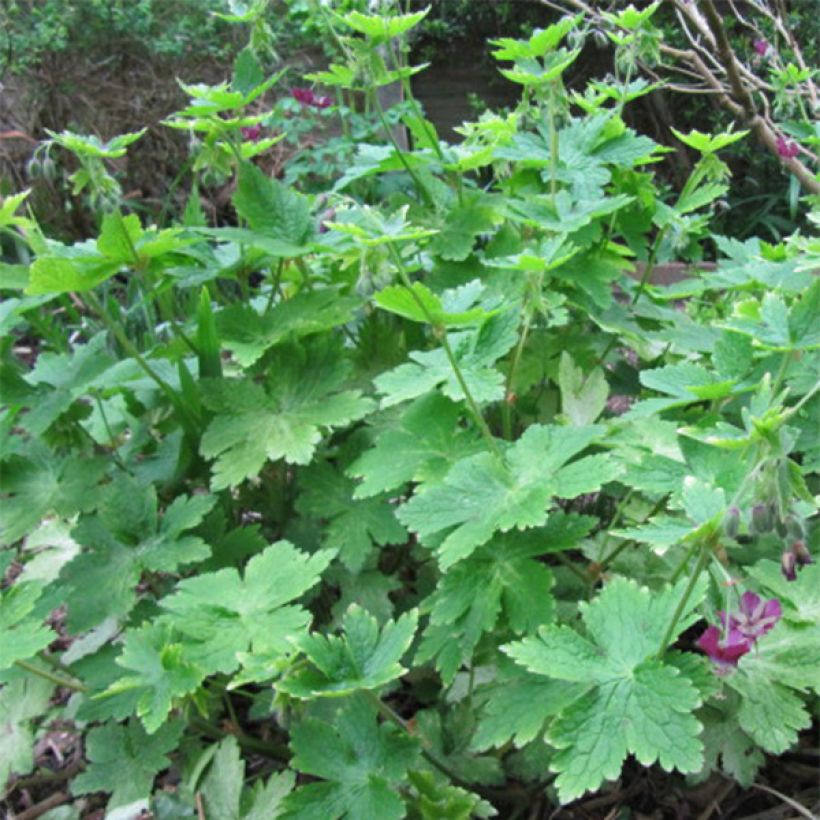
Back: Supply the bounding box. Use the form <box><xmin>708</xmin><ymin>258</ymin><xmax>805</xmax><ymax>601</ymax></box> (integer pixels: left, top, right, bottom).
<box><xmin>791</xmin><ymin>539</ymin><xmax>813</xmax><ymax>568</ymax></box>
<box><xmin>751</xmin><ymin>502</ymin><xmax>773</xmax><ymax>534</ymax></box>
<box><xmin>781</xmin><ymin>549</ymin><xmax>797</xmax><ymax>581</ymax></box>
<box><xmin>724</xmin><ymin>507</ymin><xmax>740</xmax><ymax>539</ymax></box>
<box><xmin>785</xmin><ymin>515</ymin><xmax>806</xmax><ymax>541</ymax></box>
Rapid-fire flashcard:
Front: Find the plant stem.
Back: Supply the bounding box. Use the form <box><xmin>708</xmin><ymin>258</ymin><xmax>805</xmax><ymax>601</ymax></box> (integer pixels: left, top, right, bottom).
<box><xmin>15</xmin><ymin>659</ymin><xmax>87</xmax><ymax>692</ymax></box>
<box><xmin>386</xmin><ymin>244</ymin><xmax>502</xmax><ymax>460</ymax></box>
<box><xmin>656</xmin><ymin>542</ymin><xmax>710</xmax><ymax>659</ymax></box>
<box><xmin>501</xmin><ymin>310</ymin><xmax>533</xmax><ymax>441</ymax></box>
<box><xmin>365</xmin><ymin>691</ymin><xmax>473</xmax><ymax>790</ymax></box>
<box><xmin>631</xmin><ymin>225</ymin><xmax>668</xmax><ymax>306</ymax></box>
<box><xmin>548</xmin><ymin>81</ymin><xmax>560</xmax><ymax>202</ymax></box>
<box><xmin>372</xmin><ymin>93</ymin><xmax>433</xmax><ymax>206</ymax></box>
<box><xmin>82</xmin><ymin>290</ymin><xmax>197</xmax><ymax>432</ymax></box>
<box><xmin>784</xmin><ymin>377</ymin><xmax>820</xmax><ymax>418</ymax></box>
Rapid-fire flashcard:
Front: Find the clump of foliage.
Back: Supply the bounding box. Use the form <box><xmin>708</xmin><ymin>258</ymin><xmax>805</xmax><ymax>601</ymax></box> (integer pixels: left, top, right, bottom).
<box><xmin>1</xmin><ymin>4</ymin><xmax>819</xmax><ymax>818</ymax></box>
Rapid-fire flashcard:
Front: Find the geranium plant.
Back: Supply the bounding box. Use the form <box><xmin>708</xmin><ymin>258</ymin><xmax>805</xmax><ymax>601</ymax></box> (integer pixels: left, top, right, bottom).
<box><xmin>1</xmin><ymin>4</ymin><xmax>818</xmax><ymax>818</ymax></box>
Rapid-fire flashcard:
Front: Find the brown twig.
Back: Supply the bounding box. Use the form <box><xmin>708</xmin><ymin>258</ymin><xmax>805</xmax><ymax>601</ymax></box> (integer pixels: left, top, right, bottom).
<box><xmin>15</xmin><ymin>792</ymin><xmax>70</xmax><ymax>820</ymax></box>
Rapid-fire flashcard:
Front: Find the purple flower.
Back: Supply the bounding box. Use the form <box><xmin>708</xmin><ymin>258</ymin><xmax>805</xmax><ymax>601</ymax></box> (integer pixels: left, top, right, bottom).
<box><xmin>241</xmin><ymin>124</ymin><xmax>262</xmax><ymax>142</ymax></box>
<box><xmin>290</xmin><ymin>88</ymin><xmax>333</xmax><ymax>110</ymax></box>
<box><xmin>753</xmin><ymin>38</ymin><xmax>770</xmax><ymax>57</ymax></box>
<box><xmin>776</xmin><ymin>136</ymin><xmax>800</xmax><ymax>159</ymax></box>
<box><xmin>722</xmin><ymin>591</ymin><xmax>782</xmax><ymax>641</ymax></box>
<box><xmin>291</xmin><ymin>87</ymin><xmax>315</xmax><ymax>105</ymax></box>
<box><xmin>697</xmin><ymin>625</ymin><xmax>752</xmax><ymax>669</ymax></box>
<box><xmin>698</xmin><ymin>591</ymin><xmax>782</xmax><ymax>670</ymax></box>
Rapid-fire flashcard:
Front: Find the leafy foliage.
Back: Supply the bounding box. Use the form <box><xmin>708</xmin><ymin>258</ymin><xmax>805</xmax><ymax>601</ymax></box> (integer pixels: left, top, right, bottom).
<box><xmin>0</xmin><ymin>4</ymin><xmax>818</xmax><ymax>817</ymax></box>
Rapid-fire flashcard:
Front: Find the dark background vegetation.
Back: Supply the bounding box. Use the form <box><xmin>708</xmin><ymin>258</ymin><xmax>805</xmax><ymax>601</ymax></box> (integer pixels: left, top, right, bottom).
<box><xmin>0</xmin><ymin>0</ymin><xmax>816</xmax><ymax>241</ymax></box>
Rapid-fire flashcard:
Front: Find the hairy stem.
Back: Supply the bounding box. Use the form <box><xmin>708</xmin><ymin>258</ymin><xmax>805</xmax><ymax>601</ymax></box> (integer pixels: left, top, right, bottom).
<box><xmin>387</xmin><ymin>244</ymin><xmax>502</xmax><ymax>460</ymax></box>
<box><xmin>657</xmin><ymin>542</ymin><xmax>710</xmax><ymax>659</ymax></box>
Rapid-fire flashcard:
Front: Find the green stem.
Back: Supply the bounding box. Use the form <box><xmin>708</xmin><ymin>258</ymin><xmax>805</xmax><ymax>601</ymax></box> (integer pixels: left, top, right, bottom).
<box><xmin>598</xmin><ymin>492</ymin><xmax>668</xmax><ymax>573</ymax></box>
<box><xmin>191</xmin><ymin>717</ymin><xmax>289</xmax><ymax>761</ymax></box>
<box><xmin>387</xmin><ymin>244</ymin><xmax>501</xmax><ymax>460</ymax></box>
<box><xmin>366</xmin><ymin>692</ymin><xmax>473</xmax><ymax>791</ymax></box>
<box><xmin>548</xmin><ymin>81</ymin><xmax>560</xmax><ymax>202</ymax></box>
<box><xmin>83</xmin><ymin>290</ymin><xmax>197</xmax><ymax>432</ymax></box>
<box><xmin>656</xmin><ymin>542</ymin><xmax>710</xmax><ymax>659</ymax></box>
<box><xmin>771</xmin><ymin>351</ymin><xmax>792</xmax><ymax>396</ymax></box>
<box><xmin>554</xmin><ymin>551</ymin><xmax>590</xmax><ymax>585</ymax></box>
<box><xmin>784</xmin><ymin>376</ymin><xmax>820</xmax><ymax>418</ymax></box>
<box><xmin>501</xmin><ymin>310</ymin><xmax>533</xmax><ymax>441</ymax></box>
<box><xmin>15</xmin><ymin>659</ymin><xmax>87</xmax><ymax>692</ymax></box>
<box><xmin>631</xmin><ymin>225</ymin><xmax>668</xmax><ymax>307</ymax></box>
<box><xmin>372</xmin><ymin>92</ymin><xmax>432</xmax><ymax>206</ymax></box>
<box><xmin>265</xmin><ymin>259</ymin><xmax>285</xmax><ymax>313</ymax></box>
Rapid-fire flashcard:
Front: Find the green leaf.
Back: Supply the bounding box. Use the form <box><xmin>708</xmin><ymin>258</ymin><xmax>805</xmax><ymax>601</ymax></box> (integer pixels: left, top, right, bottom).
<box><xmin>97</xmin><ymin>211</ymin><xmax>141</xmax><ymax>262</ymax></box>
<box><xmin>374</xmin><ymin>314</ymin><xmax>518</xmax><ymax>408</ymax></box>
<box><xmin>671</xmin><ymin>127</ymin><xmax>748</xmax><ymax>154</ymax></box>
<box><xmin>0</xmin><ymin>581</ymin><xmax>55</xmax><ymax>670</ymax></box>
<box><xmin>59</xmin><ymin>479</ymin><xmax>215</xmax><ymax>632</ymax></box>
<box><xmin>748</xmin><ymin>559</ymin><xmax>820</xmax><ymax>625</ymax></box>
<box><xmin>336</xmin><ymin>8</ymin><xmax>429</xmax><ymax>43</ymax></box>
<box><xmin>25</xmin><ymin>254</ymin><xmax>120</xmax><ymax>295</ymax></box>
<box><xmin>282</xmin><ymin>696</ymin><xmax>419</xmax><ymax>820</ymax></box>
<box><xmin>280</xmin><ymin>605</ymin><xmax>418</xmax><ymax>698</ymax></box>
<box><xmin>558</xmin><ymin>352</ymin><xmax>608</xmax><ymax>426</ymax></box>
<box><xmin>0</xmin><ymin>190</ymin><xmax>32</xmax><ymax>228</ymax></box>
<box><xmin>0</xmin><ymin>443</ymin><xmax>107</xmax><ymax>546</ymax></box>
<box><xmin>200</xmin><ymin>339</ymin><xmax>375</xmax><ymax>488</ymax></box>
<box><xmin>232</xmin><ymin>47</ymin><xmax>264</xmax><ymax>97</ymax></box>
<box><xmin>102</xmin><ymin>622</ymin><xmax>205</xmax><ymax>734</ymax></box>
<box><xmin>503</xmin><ymin>577</ymin><xmax>707</xmax><ymax>803</ymax></box>
<box><xmin>406</xmin><ymin>770</ymin><xmax>493</xmax><ymax>820</ymax></box>
<box><xmin>417</xmin><ymin>515</ymin><xmax>594</xmax><ymax>681</ymax></box>
<box><xmin>233</xmin><ymin>163</ymin><xmax>313</xmax><ymax>255</ymax></box>
<box><xmin>349</xmin><ymin>394</ymin><xmax>482</xmax><ymax>499</ymax></box>
<box><xmin>72</xmin><ymin>718</ymin><xmax>183</xmax><ymax>809</ymax></box>
<box><xmin>374</xmin><ymin>281</ymin><xmax>493</xmax><ymax>328</ymax></box>
<box><xmin>724</xmin><ymin>620</ymin><xmax>820</xmax><ymax>753</ymax></box>
<box><xmin>200</xmin><ymin>737</ymin><xmax>244</xmax><ymax>820</ymax></box>
<box><xmin>161</xmin><ymin>541</ymin><xmax>334</xmax><ymax>679</ymax></box>
<box><xmin>429</xmin><ymin>196</ymin><xmax>502</xmax><ymax>261</ymax></box>
<box><xmin>399</xmin><ymin>424</ymin><xmax>613</xmax><ymax>570</ymax></box>
<box><xmin>297</xmin><ymin>462</ymin><xmax>406</xmax><ymax>572</ymax></box>
<box><xmin>471</xmin><ymin>661</ymin><xmax>586</xmax><ymax>751</ymax></box>
<box><xmin>244</xmin><ymin>771</ymin><xmax>296</xmax><ymax>820</ymax></box>
<box><xmin>0</xmin><ymin>671</ymin><xmax>54</xmax><ymax>786</ymax></box>
<box><xmin>699</xmin><ymin>704</ymin><xmax>763</xmax><ymax>788</ymax></box>
<box><xmin>218</xmin><ymin>289</ymin><xmax>362</xmax><ymax>367</ymax></box>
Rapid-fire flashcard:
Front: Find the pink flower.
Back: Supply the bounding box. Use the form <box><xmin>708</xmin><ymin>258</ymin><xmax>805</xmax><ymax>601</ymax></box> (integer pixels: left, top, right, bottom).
<box><xmin>697</xmin><ymin>625</ymin><xmax>752</xmax><ymax>668</ymax></box>
<box><xmin>753</xmin><ymin>38</ymin><xmax>770</xmax><ymax>57</ymax></box>
<box><xmin>241</xmin><ymin>124</ymin><xmax>262</xmax><ymax>142</ymax></box>
<box><xmin>698</xmin><ymin>591</ymin><xmax>782</xmax><ymax>670</ymax></box>
<box><xmin>776</xmin><ymin>136</ymin><xmax>800</xmax><ymax>159</ymax></box>
<box><xmin>290</xmin><ymin>88</ymin><xmax>333</xmax><ymax>110</ymax></box>
<box><xmin>291</xmin><ymin>87</ymin><xmax>315</xmax><ymax>105</ymax></box>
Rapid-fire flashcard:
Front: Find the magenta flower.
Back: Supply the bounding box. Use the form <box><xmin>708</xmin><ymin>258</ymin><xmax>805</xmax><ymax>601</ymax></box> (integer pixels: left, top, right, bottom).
<box><xmin>697</xmin><ymin>624</ymin><xmax>752</xmax><ymax>668</ymax></box>
<box><xmin>776</xmin><ymin>136</ymin><xmax>800</xmax><ymax>159</ymax></box>
<box><xmin>698</xmin><ymin>591</ymin><xmax>782</xmax><ymax>670</ymax></box>
<box><xmin>753</xmin><ymin>38</ymin><xmax>770</xmax><ymax>57</ymax></box>
<box><xmin>241</xmin><ymin>124</ymin><xmax>262</xmax><ymax>142</ymax></box>
<box><xmin>290</xmin><ymin>88</ymin><xmax>333</xmax><ymax>110</ymax></box>
<box><xmin>291</xmin><ymin>87</ymin><xmax>315</xmax><ymax>105</ymax></box>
